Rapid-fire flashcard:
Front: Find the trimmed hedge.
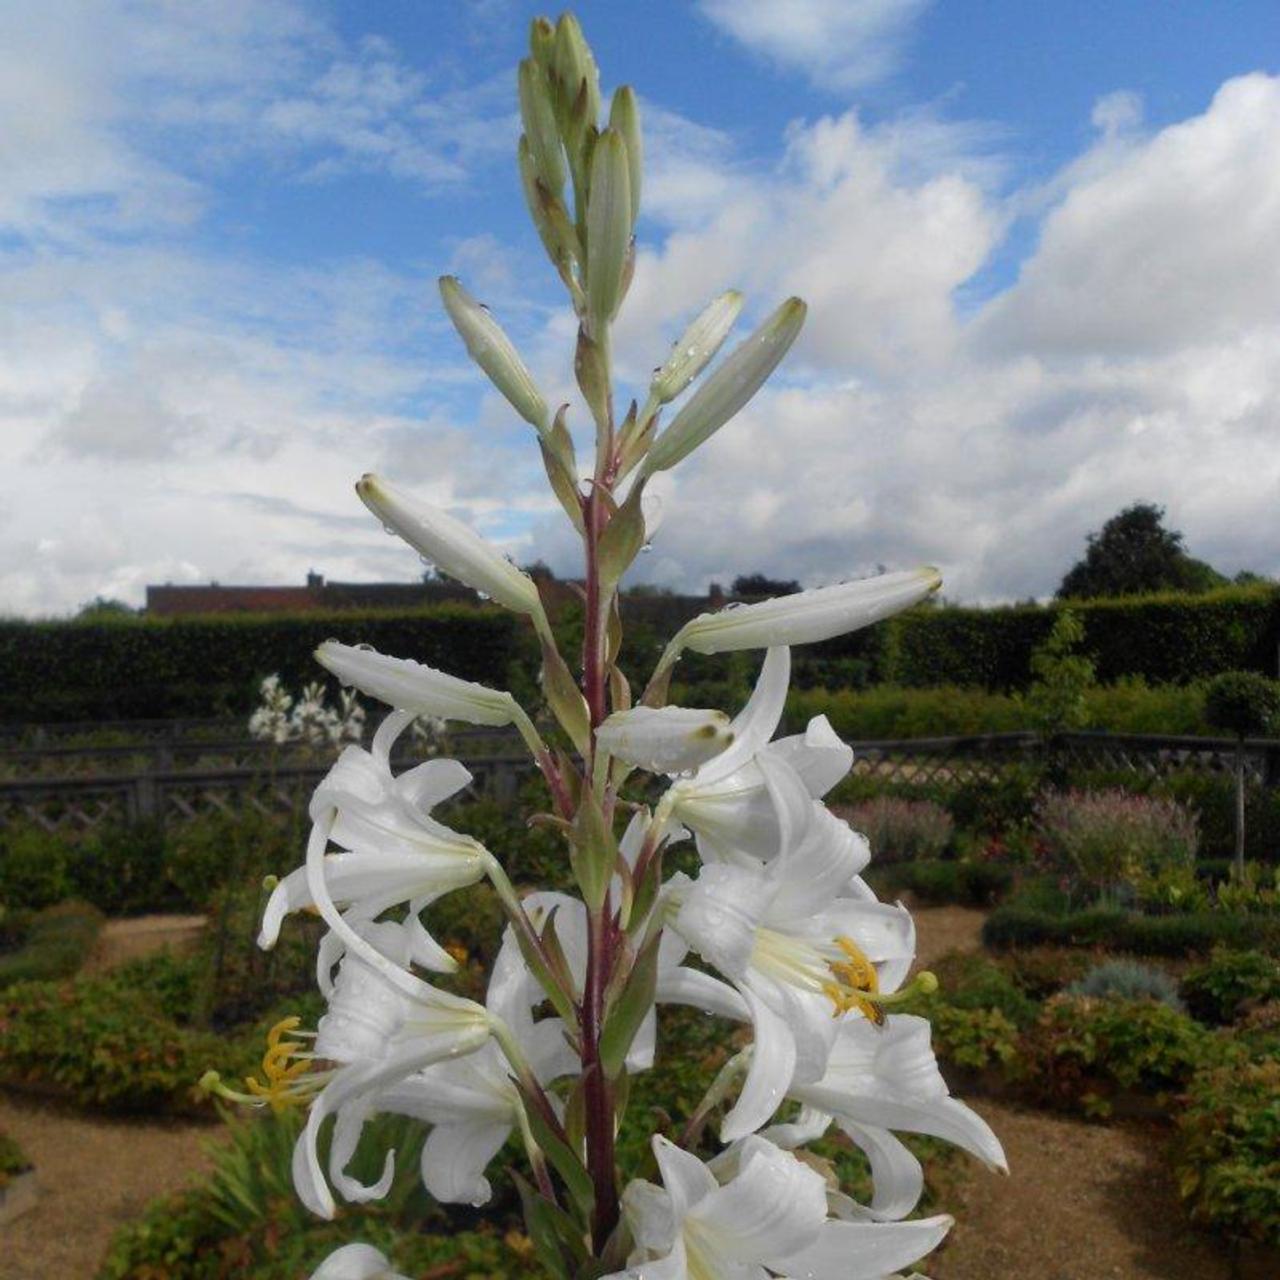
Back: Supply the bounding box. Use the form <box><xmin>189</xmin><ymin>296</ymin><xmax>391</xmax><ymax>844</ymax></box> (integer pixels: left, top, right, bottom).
<box><xmin>982</xmin><ymin>906</ymin><xmax>1280</xmax><ymax>956</ymax></box>
<box><xmin>0</xmin><ymin>605</ymin><xmax>526</xmax><ymax>722</ymax></box>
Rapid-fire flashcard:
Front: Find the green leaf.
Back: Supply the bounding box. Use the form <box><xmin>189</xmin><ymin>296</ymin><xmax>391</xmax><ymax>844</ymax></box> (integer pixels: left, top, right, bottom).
<box><xmin>513</xmin><ymin>1170</ymin><xmax>587</xmax><ymax>1279</ymax></box>
<box><xmin>540</xmin><ymin>637</ymin><xmax>591</xmax><ymax>757</ymax></box>
<box><xmin>599</xmin><ymin>931</ymin><xmax>661</xmax><ymax>1079</ymax></box>
<box><xmin>597</xmin><ymin>480</ymin><xmax>646</xmax><ymax>590</ymax></box>
<box><xmin>571</xmin><ymin>787</ymin><xmax>617</xmax><ymax>911</ymax></box>
<box><xmin>518</xmin><ymin>1082</ymin><xmax>597</xmax><ymax>1218</ymax></box>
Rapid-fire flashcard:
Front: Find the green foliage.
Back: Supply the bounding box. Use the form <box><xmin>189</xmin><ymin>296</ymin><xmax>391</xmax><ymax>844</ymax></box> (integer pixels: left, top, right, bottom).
<box><xmin>929</xmin><ymin>951</ymin><xmax>1039</xmax><ymax>1028</ymax></box>
<box><xmin>993</xmin><ymin>946</ymin><xmax>1095</xmax><ymax>1001</ymax></box>
<box><xmin>1066</xmin><ymin>959</ymin><xmax>1185</xmax><ymax>1011</ymax></box>
<box><xmin>0</xmin><ymin>605</ymin><xmax>525</xmax><ymax>722</ymax></box>
<box><xmin>842</xmin><ymin>796</ymin><xmax>953</xmax><ymax>862</ymax></box>
<box><xmin>1203</xmin><ymin>670</ymin><xmax>1280</xmax><ymax>739</ymax></box>
<box><xmin>0</xmin><ymin>823</ymin><xmax>74</xmax><ymax>910</ymax></box>
<box><xmin>867</xmin><ymin>858</ymin><xmax>1013</xmax><ymax>907</ymax></box>
<box><xmin>0</xmin><ymin>899</ymin><xmax>103</xmax><ymax>988</ymax></box>
<box><xmin>0</xmin><ymin>975</ymin><xmax>241</xmax><ymax>1114</ymax></box>
<box><xmin>0</xmin><ymin>1127</ymin><xmax>31</xmax><ymax>1187</ymax></box>
<box><xmin>1019</xmin><ymin>995</ymin><xmax>1214</xmax><ymax>1116</ymax></box>
<box><xmin>1057</xmin><ymin>502</ymin><xmax>1226</xmax><ymax>601</ymax></box>
<box><xmin>923</xmin><ymin>1003</ymin><xmax>1022</xmax><ymax>1073</ymax></box>
<box><xmin>1174</xmin><ymin>1058</ymin><xmax>1280</xmax><ymax>1247</ymax></box>
<box><xmin>982</xmin><ymin>905</ymin><xmax>1280</xmax><ymax>956</ymax></box>
<box><xmin>99</xmin><ymin>1106</ymin><xmax>536</xmax><ymax>1279</ymax></box>
<box><xmin>1025</xmin><ymin>608</ymin><xmax>1095</xmax><ymax>733</ymax></box>
<box><xmin>1181</xmin><ymin>949</ymin><xmax>1280</xmax><ymax>1025</ymax></box>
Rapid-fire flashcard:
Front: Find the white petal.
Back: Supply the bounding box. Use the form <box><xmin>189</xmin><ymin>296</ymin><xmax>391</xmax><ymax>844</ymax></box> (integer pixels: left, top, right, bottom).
<box><xmin>768</xmin><ymin>1213</ymin><xmax>952</xmax><ymax>1279</ymax></box>
<box><xmin>652</xmin><ymin>1135</ymin><xmax>717</xmax><ymax>1219</ymax></box>
<box><xmin>622</xmin><ymin>1178</ymin><xmax>677</xmax><ymax>1253</ymax></box>
<box><xmin>692</xmin><ymin>1136</ymin><xmax>827</xmax><ymax>1262</ymax></box>
<box><xmin>721</xmin><ymin>986</ymin><xmax>797</xmax><ymax>1141</ymax></box>
<box><xmin>838</xmin><ymin>1122</ymin><xmax>925</xmax><ymax>1222</ymax></box>
<box><xmin>330</xmin><ymin>1097</ymin><xmax>396</xmax><ymax>1205</ymax></box>
<box><xmin>420</xmin><ymin>1119</ymin><xmax>512</xmax><ymax>1206</ymax></box>
<box><xmin>309</xmin><ymin>1243</ymin><xmax>408</xmax><ymax>1280</ymax></box>
<box><xmin>656</xmin><ymin>965</ymin><xmax>750</xmax><ymax>1021</ymax></box>
<box><xmin>674</xmin><ymin>864</ymin><xmax>766</xmax><ymax>981</ymax></box>
<box><xmin>763</xmin><ymin>716</ymin><xmax>852</xmax><ymax>798</ymax></box>
<box><xmin>767</xmin><ymin>807</ymin><xmax>869</xmax><ymax>920</ymax></box>
<box><xmin>693</xmin><ymin>647</ymin><xmax>789</xmax><ymax>783</ymax></box>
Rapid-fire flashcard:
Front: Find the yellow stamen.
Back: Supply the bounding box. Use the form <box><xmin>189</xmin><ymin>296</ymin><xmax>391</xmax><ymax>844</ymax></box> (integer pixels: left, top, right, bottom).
<box><xmin>822</xmin><ymin>936</ymin><xmax>885</xmax><ymax>1025</ymax></box>
<box><xmin>200</xmin><ymin>1015</ymin><xmax>323</xmax><ymax>1112</ymax></box>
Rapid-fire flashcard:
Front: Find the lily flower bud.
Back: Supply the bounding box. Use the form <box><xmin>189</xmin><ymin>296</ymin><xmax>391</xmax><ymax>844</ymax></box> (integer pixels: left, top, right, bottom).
<box><xmin>356</xmin><ymin>474</ymin><xmax>543</xmax><ymax>619</ymax></box>
<box><xmin>438</xmin><ymin>276</ymin><xmax>550</xmax><ymax>437</ymax></box>
<box><xmin>596</xmin><ymin>705</ymin><xmax>734</xmax><ymax>774</ymax></box>
<box><xmin>608</xmin><ymin>86</ymin><xmax>642</xmax><ymax>225</ymax></box>
<box><xmin>670</xmin><ymin>568</ymin><xmax>942</xmax><ymax>656</ymax></box>
<box><xmin>518</xmin><ymin>58</ymin><xmax>565</xmax><ymax>196</ymax></box>
<box><xmin>585</xmin><ymin>129</ymin><xmax>632</xmax><ymax>331</ymax></box>
<box><xmin>641</xmin><ymin>297</ymin><xmax>807</xmax><ymax>475</ymax></box>
<box><xmin>309</xmin><ymin>1244</ymin><xmax>410</xmax><ymax>1280</ymax></box>
<box><xmin>650</xmin><ymin>290</ymin><xmax>744</xmax><ymax>406</ymax></box>
<box><xmin>316</xmin><ymin>641</ymin><xmax>518</xmax><ymax>726</ymax></box>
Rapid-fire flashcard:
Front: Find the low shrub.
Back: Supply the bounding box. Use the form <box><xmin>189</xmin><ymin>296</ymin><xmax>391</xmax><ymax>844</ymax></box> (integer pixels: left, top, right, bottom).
<box><xmin>868</xmin><ymin>858</ymin><xmax>1013</xmax><ymax>907</ymax></box>
<box><xmin>1019</xmin><ymin>995</ymin><xmax>1214</xmax><ymax>1116</ymax></box>
<box><xmin>0</xmin><ymin>900</ymin><xmax>103</xmax><ymax>989</ymax></box>
<box><xmin>982</xmin><ymin>906</ymin><xmax>1280</xmax><ymax>956</ymax></box>
<box><xmin>1035</xmin><ymin>789</ymin><xmax>1199</xmax><ymax>900</ymax></box>
<box><xmin>0</xmin><ymin>974</ymin><xmax>253</xmax><ymax>1114</ymax></box>
<box><xmin>0</xmin><ymin>824</ymin><xmax>72</xmax><ymax>909</ymax></box>
<box><xmin>842</xmin><ymin>796</ymin><xmax>953</xmax><ymax>862</ymax></box>
<box><xmin>1066</xmin><ymin>959</ymin><xmax>1184</xmax><ymax>1011</ymax></box>
<box><xmin>1181</xmin><ymin>949</ymin><xmax>1280</xmax><ymax>1025</ymax></box>
<box><xmin>929</xmin><ymin>951</ymin><xmax>1039</xmax><ymax>1028</ymax></box>
<box><xmin>1174</xmin><ymin>1058</ymin><xmax>1280</xmax><ymax>1247</ymax></box>
<box><xmin>994</xmin><ymin>946</ymin><xmax>1094</xmax><ymax>1001</ymax></box>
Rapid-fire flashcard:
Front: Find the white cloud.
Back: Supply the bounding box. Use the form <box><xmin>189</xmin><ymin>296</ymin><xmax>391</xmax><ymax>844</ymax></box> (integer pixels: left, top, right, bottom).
<box><xmin>698</xmin><ymin>0</ymin><xmax>930</xmax><ymax>92</ymax></box>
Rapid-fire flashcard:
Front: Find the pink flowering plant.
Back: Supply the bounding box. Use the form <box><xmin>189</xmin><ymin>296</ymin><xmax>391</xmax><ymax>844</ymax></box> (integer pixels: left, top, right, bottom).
<box><xmin>204</xmin><ymin>14</ymin><xmax>1005</xmax><ymax>1278</ymax></box>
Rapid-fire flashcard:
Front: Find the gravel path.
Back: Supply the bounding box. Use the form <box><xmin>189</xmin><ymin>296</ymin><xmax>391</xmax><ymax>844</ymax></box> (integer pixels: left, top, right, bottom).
<box><xmin>929</xmin><ymin>1097</ymin><xmax>1263</xmax><ymax>1279</ymax></box>
<box><xmin>0</xmin><ymin>1096</ymin><xmax>220</xmax><ymax>1280</ymax></box>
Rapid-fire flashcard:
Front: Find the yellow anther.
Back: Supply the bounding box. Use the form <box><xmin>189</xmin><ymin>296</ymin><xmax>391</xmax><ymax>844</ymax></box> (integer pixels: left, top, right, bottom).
<box><xmin>204</xmin><ymin>1015</ymin><xmax>321</xmax><ymax>1113</ymax></box>
<box><xmin>446</xmin><ymin>942</ymin><xmax>470</xmax><ymax>966</ymax></box>
<box><xmin>822</xmin><ymin>936</ymin><xmax>885</xmax><ymax>1026</ymax></box>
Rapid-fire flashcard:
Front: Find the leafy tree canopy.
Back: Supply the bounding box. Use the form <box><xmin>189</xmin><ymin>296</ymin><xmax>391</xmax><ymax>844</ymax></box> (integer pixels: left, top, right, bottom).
<box><xmin>1057</xmin><ymin>502</ymin><xmax>1227</xmax><ymax>600</ymax></box>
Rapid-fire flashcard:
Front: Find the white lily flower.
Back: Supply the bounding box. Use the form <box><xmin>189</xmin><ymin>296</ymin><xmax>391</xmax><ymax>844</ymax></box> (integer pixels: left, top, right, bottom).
<box><xmin>665</xmin><ymin>648</ymin><xmax>853</xmax><ymax>862</ymax></box>
<box><xmin>309</xmin><ymin>1243</ymin><xmax>410</xmax><ymax>1280</ymax></box>
<box><xmin>356</xmin><ymin>474</ymin><xmax>544</xmax><ymax>620</ymax></box>
<box><xmin>666</xmin><ymin>807</ymin><xmax>916</xmax><ymax>1140</ymax></box>
<box><xmin>607</xmin><ymin>1135</ymin><xmax>951</xmax><ymax>1279</ymax></box>
<box><xmin>316</xmin><ymin>641</ymin><xmax>521</xmax><ymax>727</ymax></box>
<box><xmin>766</xmin><ymin>1014</ymin><xmax>1006</xmax><ymax>1222</ymax></box>
<box><xmin>259</xmin><ymin>713</ymin><xmax>486</xmax><ymax>974</ymax></box>
<box><xmin>337</xmin><ymin>928</ymin><xmax>577</xmax><ymax>1208</ymax></box>
<box><xmin>597</xmin><ymin>705</ymin><xmax>734</xmax><ymax>774</ymax></box>
<box><xmin>290</xmin><ymin>915</ymin><xmax>494</xmax><ymax>1220</ymax></box>
<box><xmin>665</xmin><ymin>568</ymin><xmax>941</xmax><ymax>659</ymax></box>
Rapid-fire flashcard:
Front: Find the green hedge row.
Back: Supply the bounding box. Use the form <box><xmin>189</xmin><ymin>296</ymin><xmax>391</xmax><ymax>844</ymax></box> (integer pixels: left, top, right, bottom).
<box><xmin>981</xmin><ymin>906</ymin><xmax>1280</xmax><ymax>956</ymax></box>
<box><xmin>0</xmin><ymin>605</ymin><xmax>526</xmax><ymax>722</ymax></box>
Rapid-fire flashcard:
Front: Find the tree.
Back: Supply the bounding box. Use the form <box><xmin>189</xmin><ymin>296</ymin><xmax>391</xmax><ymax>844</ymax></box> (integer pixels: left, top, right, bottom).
<box><xmin>1057</xmin><ymin>502</ymin><xmax>1226</xmax><ymax>600</ymax></box>
<box><xmin>1025</xmin><ymin>608</ymin><xmax>1096</xmax><ymax>735</ymax></box>
<box><xmin>731</xmin><ymin>573</ymin><xmax>800</xmax><ymax>598</ymax></box>
<box><xmin>75</xmin><ymin>596</ymin><xmax>136</xmax><ymax>619</ymax></box>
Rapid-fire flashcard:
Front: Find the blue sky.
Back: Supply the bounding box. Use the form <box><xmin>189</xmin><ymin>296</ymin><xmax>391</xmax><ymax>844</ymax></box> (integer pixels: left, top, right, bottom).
<box><xmin>3</xmin><ymin>0</ymin><xmax>1279</xmax><ymax>614</ymax></box>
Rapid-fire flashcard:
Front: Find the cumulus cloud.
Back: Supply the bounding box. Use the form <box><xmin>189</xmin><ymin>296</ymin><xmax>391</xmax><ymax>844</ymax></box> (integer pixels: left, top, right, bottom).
<box><xmin>698</xmin><ymin>0</ymin><xmax>930</xmax><ymax>93</ymax></box>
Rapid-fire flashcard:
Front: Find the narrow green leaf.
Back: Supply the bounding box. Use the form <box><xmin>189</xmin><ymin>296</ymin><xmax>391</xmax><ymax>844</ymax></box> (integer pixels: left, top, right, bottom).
<box><xmin>575</xmin><ymin>325</ymin><xmax>612</xmax><ymax>436</ymax></box>
<box><xmin>599</xmin><ymin>931</ymin><xmax>661</xmax><ymax>1079</ymax></box>
<box><xmin>513</xmin><ymin>1170</ymin><xmax>585</xmax><ymax>1279</ymax></box>
<box><xmin>597</xmin><ymin>480</ymin><xmax>646</xmax><ymax>589</ymax></box>
<box><xmin>519</xmin><ymin>1081</ymin><xmax>597</xmax><ymax>1217</ymax></box>
<box><xmin>571</xmin><ymin>786</ymin><xmax>617</xmax><ymax>910</ymax></box>
<box><xmin>540</xmin><ymin>637</ymin><xmax>591</xmax><ymax>757</ymax></box>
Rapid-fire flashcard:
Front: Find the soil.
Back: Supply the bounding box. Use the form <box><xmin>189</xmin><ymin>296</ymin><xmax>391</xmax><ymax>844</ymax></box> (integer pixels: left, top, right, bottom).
<box><xmin>84</xmin><ymin>913</ymin><xmax>207</xmax><ymax>973</ymax></box>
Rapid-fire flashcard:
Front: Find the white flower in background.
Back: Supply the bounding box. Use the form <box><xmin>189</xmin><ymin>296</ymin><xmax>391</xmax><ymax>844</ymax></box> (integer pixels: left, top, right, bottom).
<box><xmin>360</xmin><ymin>931</ymin><xmax>578</xmax><ymax>1207</ymax></box>
<box><xmin>248</xmin><ymin>673</ymin><xmax>294</xmax><ymax>744</ymax></box>
<box><xmin>666</xmin><ymin>800</ymin><xmax>915</xmax><ymax>1140</ymax></box>
<box><xmin>608</xmin><ymin>1135</ymin><xmax>951</xmax><ymax>1279</ymax></box>
<box><xmin>308</xmin><ymin>1243</ymin><xmax>410</xmax><ymax>1280</ymax></box>
<box><xmin>259</xmin><ymin>712</ymin><xmax>486</xmax><ymax>974</ymax></box>
<box><xmin>663</xmin><ymin>647</ymin><xmax>853</xmax><ymax>863</ymax></box>
<box><xmin>248</xmin><ymin>672</ymin><xmax>365</xmax><ymax>748</ymax></box>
